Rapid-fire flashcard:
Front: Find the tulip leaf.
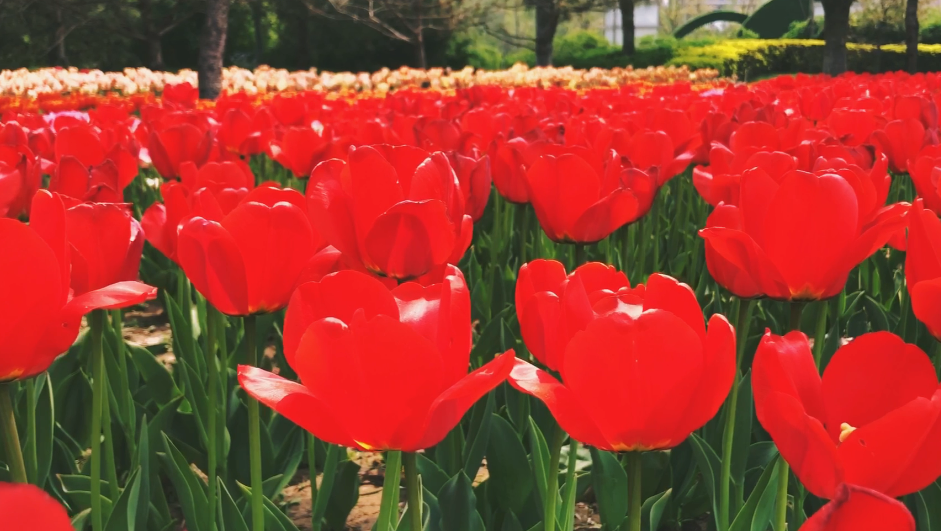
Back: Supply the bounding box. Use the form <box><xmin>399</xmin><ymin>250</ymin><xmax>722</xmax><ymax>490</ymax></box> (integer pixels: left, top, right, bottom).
<box><xmin>729</xmin><ymin>452</ymin><xmax>779</xmax><ymax>531</ymax></box>
<box><xmin>417</xmin><ymin>453</ymin><xmax>450</xmax><ymax>497</ymax></box>
<box><xmin>688</xmin><ymin>433</ymin><xmax>722</xmax><ymax>531</ymax></box>
<box><xmin>915</xmin><ymin>481</ymin><xmax>941</xmax><ymax>531</ymax></box>
<box><xmin>104</xmin><ymin>468</ymin><xmax>142</xmax><ymax>531</ymax></box>
<box><xmin>324</xmin><ymin>458</ymin><xmax>361</xmax><ymax>530</ymax></box>
<box><xmin>236</xmin><ymin>482</ymin><xmax>300</xmax><ymax>531</ymax></box>
<box><xmin>463</xmin><ymin>392</ymin><xmax>495</xmax><ymax>480</ymax></box>
<box><xmin>470</xmin><ymin>307</ymin><xmax>512</xmax><ymax>369</ymax></box>
<box><xmin>218</xmin><ymin>479</ymin><xmax>250</xmax><ymax>531</ymax></box>
<box><xmin>486</xmin><ymin>413</ymin><xmax>534</xmax><ymax>514</ymax></box>
<box><xmin>32</xmin><ymin>373</ymin><xmax>56</xmax><ymax>489</ymax></box>
<box><xmin>863</xmin><ymin>295</ymin><xmax>891</xmax><ymax>332</ymax></box>
<box><xmin>730</xmin><ymin>372</ymin><xmax>754</xmax><ymax>513</ymax></box>
<box><xmin>128</xmin><ymin>343</ymin><xmax>181</xmax><ymax>407</ymax></box>
<box><xmin>158</xmin><ymin>433</ymin><xmax>207</xmax><ymax>531</ymax></box>
<box><xmin>642</xmin><ymin>489</ymin><xmax>671</xmax><ymax>531</ymax></box>
<box><xmin>130</xmin><ymin>419</ymin><xmax>151</xmax><ymax>531</ymax></box>
<box><xmin>590</xmin><ymin>448</ymin><xmax>628</xmax><ymax>529</ymax></box>
<box><xmin>527</xmin><ymin>417</ymin><xmax>554</xmax><ymax>515</ymax></box>
<box><xmin>438</xmin><ymin>472</ymin><xmax>485</xmax><ymax>531</ymax></box>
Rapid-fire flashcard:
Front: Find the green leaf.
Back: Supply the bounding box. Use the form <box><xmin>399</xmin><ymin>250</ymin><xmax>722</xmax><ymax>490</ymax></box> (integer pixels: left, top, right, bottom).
<box><xmin>729</xmin><ymin>451</ymin><xmax>779</xmax><ymax>531</ymax></box>
<box><xmin>750</xmin><ymin>458</ymin><xmax>782</xmax><ymax>531</ymax></box>
<box><xmin>218</xmin><ymin>479</ymin><xmax>251</xmax><ymax>531</ymax></box>
<box><xmin>463</xmin><ymin>393</ymin><xmax>495</xmax><ymax>481</ymax></box>
<box><xmin>644</xmin><ymin>489</ymin><xmax>671</xmax><ymax>531</ymax></box>
<box><xmin>34</xmin><ymin>373</ymin><xmax>55</xmax><ymax>488</ymax></box>
<box><xmin>486</xmin><ymin>414</ymin><xmax>533</xmax><ymax>513</ymax></box>
<box><xmin>417</xmin><ymin>453</ymin><xmax>450</xmax><ymax>497</ymax></box>
<box><xmin>688</xmin><ymin>433</ymin><xmax>722</xmax><ymax>531</ymax></box>
<box><xmin>236</xmin><ymin>482</ymin><xmax>300</xmax><ymax>531</ymax></box>
<box><xmin>730</xmin><ymin>372</ymin><xmax>754</xmax><ymax>513</ymax></box>
<box><xmin>105</xmin><ymin>468</ymin><xmax>142</xmax><ymax>531</ymax></box>
<box><xmin>527</xmin><ymin>417</ymin><xmax>553</xmax><ymax>516</ymax></box>
<box><xmin>590</xmin><ymin>448</ymin><xmax>628</xmax><ymax>529</ymax></box>
<box><xmin>325</xmin><ymin>459</ymin><xmax>361</xmax><ymax>530</ymax></box>
<box><xmin>131</xmin><ymin>419</ymin><xmax>151</xmax><ymax>531</ymax></box>
<box><xmin>470</xmin><ymin>308</ymin><xmax>512</xmax><ymax>367</ymax></box>
<box><xmin>128</xmin><ymin>343</ymin><xmax>180</xmax><ymax>407</ymax></box>
<box><xmin>438</xmin><ymin>472</ymin><xmax>485</xmax><ymax>531</ymax></box>
<box><xmin>159</xmin><ymin>433</ymin><xmax>207</xmax><ymax>531</ymax></box>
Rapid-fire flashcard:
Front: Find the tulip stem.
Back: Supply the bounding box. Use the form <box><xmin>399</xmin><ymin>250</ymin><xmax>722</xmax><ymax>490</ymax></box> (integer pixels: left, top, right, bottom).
<box><xmin>25</xmin><ymin>378</ymin><xmax>37</xmax><ymax>484</ymax></box>
<box><xmin>718</xmin><ymin>297</ymin><xmax>755</xmax><ymax>531</ymax></box>
<box><xmin>544</xmin><ymin>424</ymin><xmax>566</xmax><ymax>531</ymax></box>
<box><xmin>101</xmin><ymin>379</ymin><xmax>120</xmax><ymax>500</ymax></box>
<box><xmin>206</xmin><ymin>306</ymin><xmax>218</xmax><ymax>531</ymax></box>
<box><xmin>574</xmin><ymin>244</ymin><xmax>586</xmax><ymax>268</ymax></box>
<box><xmin>245</xmin><ymin>314</ymin><xmax>264</xmax><ymax>531</ymax></box>
<box><xmin>309</xmin><ymin>435</ymin><xmax>319</xmax><ymax>528</ymax></box>
<box><xmin>773</xmin><ymin>458</ymin><xmax>790</xmax><ymax>531</ymax></box>
<box><xmin>404</xmin><ymin>452</ymin><xmax>423</xmax><ymax>531</ymax></box>
<box><xmin>559</xmin><ymin>438</ymin><xmax>580</xmax><ymax>529</ymax></box>
<box><xmin>789</xmin><ymin>301</ymin><xmax>805</xmax><ymax>334</ymax></box>
<box><xmin>519</xmin><ymin>203</ymin><xmax>529</xmax><ymax>265</ymax></box>
<box><xmin>0</xmin><ymin>382</ymin><xmax>26</xmax><ymax>484</ymax></box>
<box><xmin>111</xmin><ymin>309</ymin><xmax>136</xmax><ymax>456</ymax></box>
<box><xmin>376</xmin><ymin>451</ymin><xmax>403</xmax><ymax>531</ymax></box>
<box><xmin>89</xmin><ymin>309</ymin><xmax>106</xmax><ymax>531</ymax></box>
<box><xmin>311</xmin><ymin>441</ymin><xmax>341</xmax><ymax>531</ymax></box>
<box><xmin>812</xmin><ymin>302</ymin><xmax>828</xmax><ymax>369</ymax></box>
<box><xmin>627</xmin><ymin>451</ymin><xmax>642</xmax><ymax>531</ymax></box>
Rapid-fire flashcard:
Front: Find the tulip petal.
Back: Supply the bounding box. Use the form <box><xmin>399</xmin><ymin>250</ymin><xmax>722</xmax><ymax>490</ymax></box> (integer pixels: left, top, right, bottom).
<box><xmin>571</xmin><ymin>189</ymin><xmax>641</xmax><ymax>243</ymax></box>
<box><xmin>0</xmin><ymin>482</ymin><xmax>75</xmax><ymax>531</ymax></box>
<box><xmin>307</xmin><ymin>159</ymin><xmax>362</xmax><ymax>262</ymax></box>
<box><xmin>237</xmin><ymin>364</ymin><xmax>355</xmax><ymax>448</ymax></box>
<box><xmin>507</xmin><ymin>358</ymin><xmax>611</xmax><ymax>450</ymax></box>
<box><xmin>911</xmin><ymin>278</ymin><xmax>941</xmax><ymax>340</ymax></box>
<box><xmin>364</xmin><ymin>200</ymin><xmax>455</xmax><ymax>279</ymax></box>
<box><xmin>413</xmin><ymin>350</ymin><xmax>516</xmax><ymax>451</ymax></box>
<box><xmin>802</xmin><ymin>484</ymin><xmax>915</xmax><ymax>531</ymax></box>
<box><xmin>642</xmin><ymin>273</ymin><xmax>706</xmax><ymax>342</ymax></box>
<box><xmin>177</xmin><ymin>217</ymin><xmax>250</xmax><ymax>316</ymax></box>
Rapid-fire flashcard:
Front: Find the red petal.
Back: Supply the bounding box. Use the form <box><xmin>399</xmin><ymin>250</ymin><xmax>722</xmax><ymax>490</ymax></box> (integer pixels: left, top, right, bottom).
<box><xmin>0</xmin><ymin>482</ymin><xmax>74</xmax><ymax>531</ymax></box>
<box><xmin>307</xmin><ymin>159</ymin><xmax>361</xmax><ymax>263</ymax></box>
<box><xmin>363</xmin><ymin>200</ymin><xmax>455</xmax><ymax>279</ymax></box>
<box><xmin>177</xmin><ymin>217</ymin><xmax>250</xmax><ymax>316</ymax></box>
<box><xmin>801</xmin><ymin>484</ymin><xmax>915</xmax><ymax>531</ymax></box>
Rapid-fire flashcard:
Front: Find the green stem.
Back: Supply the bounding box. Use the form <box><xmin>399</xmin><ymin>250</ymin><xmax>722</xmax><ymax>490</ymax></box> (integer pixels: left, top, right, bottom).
<box><xmin>812</xmin><ymin>302</ymin><xmax>828</xmax><ymax>369</ymax></box>
<box><xmin>574</xmin><ymin>244</ymin><xmax>586</xmax><ymax>269</ymax></box>
<box><xmin>309</xmin><ymin>434</ymin><xmax>319</xmax><ymax>529</ymax></box>
<box><xmin>773</xmin><ymin>458</ymin><xmax>790</xmax><ymax>531</ymax></box>
<box><xmin>213</xmin><ymin>308</ymin><xmax>228</xmax><ymax>481</ymax></box>
<box><xmin>111</xmin><ymin>309</ymin><xmax>135</xmax><ymax>455</ymax></box>
<box><xmin>933</xmin><ymin>342</ymin><xmax>941</xmax><ymax>379</ymax></box>
<box><xmin>404</xmin><ymin>452</ymin><xmax>423</xmax><ymax>531</ymax></box>
<box><xmin>544</xmin><ymin>424</ymin><xmax>566</xmax><ymax>531</ymax></box>
<box><xmin>627</xmin><ymin>452</ymin><xmax>642</xmax><ymax>531</ymax></box>
<box><xmin>789</xmin><ymin>301</ymin><xmax>805</xmax><ymax>334</ymax></box>
<box><xmin>0</xmin><ymin>382</ymin><xmax>26</xmax><ymax>483</ymax></box>
<box><xmin>559</xmin><ymin>438</ymin><xmax>580</xmax><ymax>529</ymax></box>
<box><xmin>651</xmin><ymin>195</ymin><xmax>660</xmax><ymax>274</ymax></box>
<box><xmin>25</xmin><ymin>379</ymin><xmax>37</xmax><ymax>484</ymax></box>
<box><xmin>206</xmin><ymin>306</ymin><xmax>218</xmax><ymax>531</ymax></box>
<box><xmin>101</xmin><ymin>380</ymin><xmax>120</xmax><ymax>501</ymax></box>
<box><xmin>637</xmin><ymin>209</ymin><xmax>650</xmax><ymax>281</ymax></box>
<box><xmin>311</xmin><ymin>442</ymin><xmax>340</xmax><ymax>531</ymax></box>
<box><xmin>718</xmin><ymin>297</ymin><xmax>751</xmax><ymax>531</ymax></box>
<box><xmin>519</xmin><ymin>203</ymin><xmax>529</xmax><ymax>265</ymax></box>
<box><xmin>89</xmin><ymin>309</ymin><xmax>106</xmax><ymax>531</ymax></box>
<box><xmin>245</xmin><ymin>314</ymin><xmax>264</xmax><ymax>531</ymax></box>
<box><xmin>376</xmin><ymin>451</ymin><xmax>403</xmax><ymax>531</ymax></box>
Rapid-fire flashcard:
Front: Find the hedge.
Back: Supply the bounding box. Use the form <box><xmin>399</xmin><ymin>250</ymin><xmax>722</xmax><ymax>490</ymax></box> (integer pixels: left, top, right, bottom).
<box><xmin>667</xmin><ymin>39</ymin><xmax>941</xmax><ymax>79</ymax></box>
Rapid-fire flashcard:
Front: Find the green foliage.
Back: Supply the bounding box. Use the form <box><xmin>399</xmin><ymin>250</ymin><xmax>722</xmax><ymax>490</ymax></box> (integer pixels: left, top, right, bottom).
<box><xmin>741</xmin><ymin>0</ymin><xmax>813</xmax><ymax>38</ymax></box>
<box><xmin>781</xmin><ymin>17</ymin><xmax>824</xmax><ymax>39</ymax></box>
<box><xmin>921</xmin><ymin>12</ymin><xmax>941</xmax><ymax>44</ymax></box>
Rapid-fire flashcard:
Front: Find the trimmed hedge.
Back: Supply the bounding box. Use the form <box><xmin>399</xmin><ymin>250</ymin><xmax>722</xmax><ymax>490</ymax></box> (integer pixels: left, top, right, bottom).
<box><xmin>666</xmin><ymin>39</ymin><xmax>941</xmax><ymax>79</ymax></box>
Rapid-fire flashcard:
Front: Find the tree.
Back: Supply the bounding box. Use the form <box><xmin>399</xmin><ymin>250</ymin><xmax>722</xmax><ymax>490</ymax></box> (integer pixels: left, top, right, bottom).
<box><xmin>199</xmin><ymin>0</ymin><xmax>230</xmax><ymax>98</ymax></box>
<box><xmin>906</xmin><ymin>0</ymin><xmax>918</xmax><ymax>72</ymax></box>
<box><xmin>822</xmin><ymin>0</ymin><xmax>851</xmax><ymax>74</ymax></box>
<box><xmin>618</xmin><ymin>0</ymin><xmax>633</xmax><ymax>55</ymax></box>
<box><xmin>104</xmin><ymin>0</ymin><xmax>195</xmax><ymax>69</ymax></box>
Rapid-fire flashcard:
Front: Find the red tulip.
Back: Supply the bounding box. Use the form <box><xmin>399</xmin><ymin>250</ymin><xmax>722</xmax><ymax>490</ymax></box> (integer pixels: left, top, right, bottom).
<box><xmin>0</xmin><ymin>143</ymin><xmax>40</xmax><ymax>219</ymax></box>
<box><xmin>699</xmin><ymin>168</ymin><xmax>907</xmax><ymax>300</ymax></box>
<box><xmin>0</xmin><ymin>191</ymin><xmax>156</xmax><ymax>381</ymax></box>
<box><xmin>64</xmin><ymin>201</ymin><xmax>146</xmax><ymax>296</ymax></box>
<box><xmin>268</xmin><ymin>126</ymin><xmax>332</xmax><ymax>178</ymax></box>
<box><xmin>492</xmin><ymin>138</ymin><xmax>531</xmax><ymax>204</ymax></box>
<box><xmin>800</xmin><ymin>484</ymin><xmax>915</xmax><ymax>531</ymax></box>
<box><xmin>148</xmin><ymin>123</ymin><xmax>213</xmax><ymax>179</ymax></box>
<box><xmin>0</xmin><ymin>482</ymin><xmax>74</xmax><ymax>530</ymax></box>
<box><xmin>161</xmin><ymin>82</ymin><xmax>199</xmax><ymax>109</ymax></box>
<box><xmin>904</xmin><ymin>199</ymin><xmax>941</xmax><ymax>339</ymax></box>
<box><xmin>217</xmin><ymin>107</ymin><xmax>275</xmax><ymax>156</ymax></box>
<box><xmin>622</xmin><ymin>129</ymin><xmax>694</xmax><ymax>186</ymax></box>
<box><xmin>55</xmin><ymin>124</ymin><xmax>138</xmax><ymax>188</ymax></box>
<box><xmin>447</xmin><ymin>151</ymin><xmax>491</xmax><ymax>222</ymax></box>
<box><xmin>50</xmin><ymin>157</ymin><xmax>123</xmax><ymax>203</ymax></box>
<box><xmin>238</xmin><ymin>267</ymin><xmax>514</xmax><ymax>451</ymax></box>
<box><xmin>510</xmin><ymin>270</ymin><xmax>735</xmax><ymax>451</ymax></box>
<box><xmin>525</xmin><ymin>151</ymin><xmax>655</xmax><ymax>243</ymax></box>
<box><xmin>871</xmin><ymin>118</ymin><xmax>930</xmax><ymax>174</ymax></box>
<box><xmin>177</xmin><ymin>185</ymin><xmax>321</xmax><ymax>315</ymax></box>
<box><xmin>752</xmin><ymin>330</ymin><xmax>941</xmax><ymax>499</ymax></box>
<box><xmin>307</xmin><ymin>145</ymin><xmax>473</xmax><ymax>280</ymax></box>
<box><xmin>909</xmin><ymin>145</ymin><xmax>941</xmax><ymax>214</ymax></box>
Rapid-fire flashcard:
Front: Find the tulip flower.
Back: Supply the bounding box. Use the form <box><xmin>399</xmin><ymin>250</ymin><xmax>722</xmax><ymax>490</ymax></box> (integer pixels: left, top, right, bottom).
<box><xmin>141</xmin><ymin>161</ymin><xmax>253</xmax><ymax>262</ymax></box>
<box><xmin>0</xmin><ymin>482</ymin><xmax>74</xmax><ymax>530</ymax></box>
<box><xmin>0</xmin><ymin>191</ymin><xmax>156</xmax><ymax>382</ymax></box>
<box><xmin>492</xmin><ymin>138</ymin><xmax>531</xmax><ymax>204</ymax></box>
<box><xmin>447</xmin><ymin>151</ymin><xmax>491</xmax><ymax>222</ymax></box>
<box><xmin>699</xmin><ymin>168</ymin><xmax>907</xmax><ymax>300</ymax></box>
<box><xmin>0</xmin><ymin>143</ymin><xmax>40</xmax><ymax>219</ymax></box>
<box><xmin>909</xmin><ymin>145</ymin><xmax>941</xmax><ymax>214</ymax></box>
<box><xmin>525</xmin><ymin>151</ymin><xmax>655</xmax><ymax>243</ymax></box>
<box><xmin>177</xmin><ymin>185</ymin><xmax>322</xmax><ymax>315</ymax></box>
<box><xmin>238</xmin><ymin>266</ymin><xmax>514</xmax><ymax>451</ymax></box>
<box><xmin>510</xmin><ymin>269</ymin><xmax>735</xmax><ymax>452</ymax></box>
<box><xmin>800</xmin><ymin>484</ymin><xmax>915</xmax><ymax>531</ymax></box>
<box><xmin>217</xmin><ymin>107</ymin><xmax>274</xmax><ymax>156</ymax></box>
<box><xmin>307</xmin><ymin>145</ymin><xmax>473</xmax><ymax>280</ymax></box>
<box><xmin>63</xmin><ymin>201</ymin><xmax>146</xmax><ymax>296</ymax></box>
<box><xmin>871</xmin><ymin>118</ymin><xmax>933</xmax><ymax>174</ymax></box>
<box><xmin>904</xmin><ymin>199</ymin><xmax>941</xmax><ymax>339</ymax></box>
<box><xmin>148</xmin><ymin>123</ymin><xmax>213</xmax><ymax>179</ymax></box>
<box><xmin>752</xmin><ymin>330</ymin><xmax>941</xmax><ymax>499</ymax></box>
<box><xmin>268</xmin><ymin>126</ymin><xmax>332</xmax><ymax>178</ymax></box>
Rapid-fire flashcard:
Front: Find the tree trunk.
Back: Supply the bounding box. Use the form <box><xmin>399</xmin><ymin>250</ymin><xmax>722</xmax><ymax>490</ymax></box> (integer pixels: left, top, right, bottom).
<box><xmin>535</xmin><ymin>0</ymin><xmax>559</xmax><ymax>67</ymax></box>
<box><xmin>198</xmin><ymin>0</ymin><xmax>230</xmax><ymax>99</ymax></box>
<box><xmin>139</xmin><ymin>0</ymin><xmax>165</xmax><ymax>69</ymax></box>
<box><xmin>251</xmin><ymin>0</ymin><xmax>264</xmax><ymax>66</ymax></box>
<box><xmin>55</xmin><ymin>8</ymin><xmax>68</xmax><ymax>66</ymax></box>
<box><xmin>822</xmin><ymin>0</ymin><xmax>850</xmax><ymax>75</ymax></box>
<box><xmin>415</xmin><ymin>32</ymin><xmax>427</xmax><ymax>68</ymax></box>
<box><xmin>906</xmin><ymin>0</ymin><xmax>919</xmax><ymax>73</ymax></box>
<box><xmin>619</xmin><ymin>0</ymin><xmax>634</xmax><ymax>55</ymax></box>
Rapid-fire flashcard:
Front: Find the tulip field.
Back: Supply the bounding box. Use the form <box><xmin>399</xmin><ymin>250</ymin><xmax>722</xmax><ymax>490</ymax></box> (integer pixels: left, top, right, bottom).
<box><xmin>2</xmin><ymin>68</ymin><xmax>941</xmax><ymax>531</ymax></box>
